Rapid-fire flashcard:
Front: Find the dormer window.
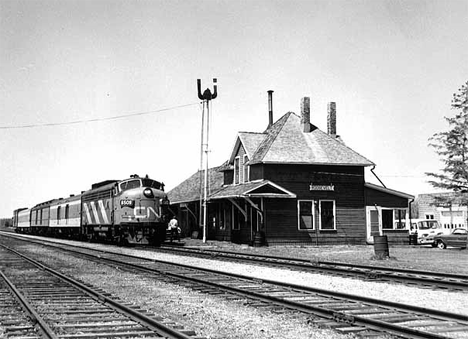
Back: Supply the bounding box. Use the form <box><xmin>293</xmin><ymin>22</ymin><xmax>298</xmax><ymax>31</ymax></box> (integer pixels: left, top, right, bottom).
<box><xmin>234</xmin><ymin>156</ymin><xmax>240</xmax><ymax>184</ymax></box>
<box><xmin>243</xmin><ymin>154</ymin><xmax>249</xmax><ymax>182</ymax></box>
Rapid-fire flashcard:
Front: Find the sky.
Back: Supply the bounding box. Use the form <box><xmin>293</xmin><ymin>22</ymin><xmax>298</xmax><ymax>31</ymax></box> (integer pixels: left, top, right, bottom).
<box><xmin>1</xmin><ymin>0</ymin><xmax>468</xmax><ymax>218</ymax></box>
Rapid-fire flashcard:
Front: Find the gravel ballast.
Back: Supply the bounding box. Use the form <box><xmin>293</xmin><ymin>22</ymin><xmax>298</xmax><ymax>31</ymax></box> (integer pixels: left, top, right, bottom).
<box><xmin>3</xmin><ymin>234</ymin><xmax>467</xmax><ymax>338</ymax></box>
<box><xmin>13</xmin><ymin>244</ymin><xmax>358</xmax><ymax>339</ymax></box>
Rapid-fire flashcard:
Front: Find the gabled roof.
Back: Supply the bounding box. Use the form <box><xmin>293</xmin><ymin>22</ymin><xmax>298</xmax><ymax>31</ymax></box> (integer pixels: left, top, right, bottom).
<box><xmin>167</xmin><ymin>164</ymin><xmax>225</xmax><ymax>204</ymax></box>
<box><xmin>209</xmin><ymin>179</ymin><xmax>296</xmax><ymax>200</ymax></box>
<box><xmin>228</xmin><ymin>132</ymin><xmax>266</xmax><ymax>163</ymax></box>
<box><xmin>247</xmin><ymin>112</ymin><xmax>374</xmax><ymax>166</ymax></box>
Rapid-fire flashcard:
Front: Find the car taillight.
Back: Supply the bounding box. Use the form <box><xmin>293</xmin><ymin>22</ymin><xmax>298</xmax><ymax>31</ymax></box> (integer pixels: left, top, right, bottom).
<box><xmin>143</xmin><ymin>188</ymin><xmax>154</xmax><ymax>198</ymax></box>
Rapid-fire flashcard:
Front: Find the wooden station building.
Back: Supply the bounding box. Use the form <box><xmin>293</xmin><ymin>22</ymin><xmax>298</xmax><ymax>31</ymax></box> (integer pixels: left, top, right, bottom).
<box><xmin>168</xmin><ymin>94</ymin><xmax>414</xmax><ymax>245</ymax></box>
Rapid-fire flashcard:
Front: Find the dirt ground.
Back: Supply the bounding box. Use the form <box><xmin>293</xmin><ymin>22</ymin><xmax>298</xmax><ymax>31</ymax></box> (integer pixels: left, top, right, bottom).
<box><xmin>173</xmin><ymin>237</ymin><xmax>468</xmax><ymax>275</ymax></box>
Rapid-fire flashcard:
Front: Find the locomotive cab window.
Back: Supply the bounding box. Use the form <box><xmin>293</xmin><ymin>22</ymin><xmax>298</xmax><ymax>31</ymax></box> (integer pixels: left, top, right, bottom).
<box><xmin>119</xmin><ymin>179</ymin><xmax>141</xmax><ymax>192</ymax></box>
<box><xmin>142</xmin><ymin>179</ymin><xmax>163</xmax><ymax>190</ymax></box>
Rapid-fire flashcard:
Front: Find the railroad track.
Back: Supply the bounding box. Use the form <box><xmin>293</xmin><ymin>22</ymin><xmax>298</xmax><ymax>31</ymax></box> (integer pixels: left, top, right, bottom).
<box><xmin>3</xmin><ymin>235</ymin><xmax>467</xmax><ymax>339</ymax></box>
<box><xmin>0</xmin><ymin>244</ymin><xmax>203</xmax><ymax>339</ymax></box>
<box><xmin>155</xmin><ymin>244</ymin><xmax>468</xmax><ymax>291</ymax></box>
<box><xmin>3</xmin><ymin>231</ymin><xmax>465</xmax><ymax>291</ymax></box>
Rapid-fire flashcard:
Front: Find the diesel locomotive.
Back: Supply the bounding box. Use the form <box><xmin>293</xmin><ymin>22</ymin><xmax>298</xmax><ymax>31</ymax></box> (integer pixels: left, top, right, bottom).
<box><xmin>13</xmin><ymin>174</ymin><xmax>170</xmax><ymax>246</ymax></box>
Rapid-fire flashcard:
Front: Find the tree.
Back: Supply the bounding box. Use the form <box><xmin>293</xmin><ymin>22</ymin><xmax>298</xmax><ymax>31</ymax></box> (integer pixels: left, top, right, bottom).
<box><xmin>426</xmin><ymin>81</ymin><xmax>468</xmax><ymax>205</ymax></box>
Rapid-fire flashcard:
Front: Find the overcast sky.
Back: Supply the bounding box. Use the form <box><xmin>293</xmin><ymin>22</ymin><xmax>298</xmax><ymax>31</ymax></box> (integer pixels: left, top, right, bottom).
<box><xmin>1</xmin><ymin>0</ymin><xmax>467</xmax><ymax>217</ymax></box>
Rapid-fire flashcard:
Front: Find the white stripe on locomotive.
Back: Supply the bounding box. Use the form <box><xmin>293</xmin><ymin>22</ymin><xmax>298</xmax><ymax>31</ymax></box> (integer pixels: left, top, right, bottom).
<box><xmin>90</xmin><ymin>201</ymin><xmax>100</xmax><ymax>224</ymax></box>
<box><xmin>84</xmin><ymin>203</ymin><xmax>93</xmax><ymax>224</ymax></box>
<box><xmin>98</xmin><ymin>200</ymin><xmax>110</xmax><ymax>224</ymax></box>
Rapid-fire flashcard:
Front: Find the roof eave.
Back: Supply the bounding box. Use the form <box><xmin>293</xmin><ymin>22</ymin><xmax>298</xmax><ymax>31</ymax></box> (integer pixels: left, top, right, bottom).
<box><xmin>365</xmin><ymin>182</ymin><xmax>415</xmax><ymax>200</ymax></box>
<box><xmin>250</xmin><ymin>160</ymin><xmax>375</xmax><ymax>167</ymax></box>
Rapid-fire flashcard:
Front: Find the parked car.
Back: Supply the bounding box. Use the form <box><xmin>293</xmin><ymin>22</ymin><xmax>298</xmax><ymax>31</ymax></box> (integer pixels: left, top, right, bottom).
<box><xmin>433</xmin><ymin>228</ymin><xmax>468</xmax><ymax>249</ymax></box>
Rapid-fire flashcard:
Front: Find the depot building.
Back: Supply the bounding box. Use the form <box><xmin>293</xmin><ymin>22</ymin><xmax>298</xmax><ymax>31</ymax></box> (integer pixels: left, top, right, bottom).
<box><xmin>167</xmin><ymin>94</ymin><xmax>414</xmax><ymax>245</ymax></box>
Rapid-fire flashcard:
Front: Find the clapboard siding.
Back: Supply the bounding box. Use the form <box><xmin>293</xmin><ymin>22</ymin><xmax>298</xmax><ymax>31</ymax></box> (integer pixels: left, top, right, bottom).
<box><xmin>365</xmin><ymin>187</ymin><xmax>408</xmax><ymax>208</ymax></box>
<box><xmin>262</xmin><ymin>194</ymin><xmax>367</xmax><ymax>245</ymax></box>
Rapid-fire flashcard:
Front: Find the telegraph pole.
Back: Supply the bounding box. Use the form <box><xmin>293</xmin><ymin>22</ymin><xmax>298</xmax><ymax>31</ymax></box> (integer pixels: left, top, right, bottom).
<box><xmin>197</xmin><ymin>78</ymin><xmax>218</xmax><ymax>243</ymax></box>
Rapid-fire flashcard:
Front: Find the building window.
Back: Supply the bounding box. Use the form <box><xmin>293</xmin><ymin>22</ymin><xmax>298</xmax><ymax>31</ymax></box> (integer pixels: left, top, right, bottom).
<box><xmin>243</xmin><ymin>154</ymin><xmax>249</xmax><ymax>183</ymax></box>
<box><xmin>40</xmin><ymin>209</ymin><xmax>43</xmax><ymax>225</ymax></box>
<box><xmin>57</xmin><ymin>206</ymin><xmax>61</xmax><ymax>221</ymax></box>
<box><xmin>425</xmin><ymin>214</ymin><xmax>434</xmax><ymax>219</ymax></box>
<box><xmin>35</xmin><ymin>210</ymin><xmax>38</xmax><ymax>225</ymax></box>
<box><xmin>298</xmin><ymin>200</ymin><xmax>314</xmax><ymax>230</ymax></box>
<box><xmin>381</xmin><ymin>209</ymin><xmax>394</xmax><ymax>229</ymax></box>
<box><xmin>391</xmin><ymin>209</ymin><xmax>408</xmax><ymax>229</ymax></box>
<box><xmin>319</xmin><ymin>200</ymin><xmax>335</xmax><ymax>230</ymax></box>
<box><xmin>234</xmin><ymin>156</ymin><xmax>240</xmax><ymax>184</ymax></box>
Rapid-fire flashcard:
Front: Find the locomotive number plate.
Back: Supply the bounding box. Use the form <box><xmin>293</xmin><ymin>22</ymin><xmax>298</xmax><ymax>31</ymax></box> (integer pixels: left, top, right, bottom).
<box><xmin>120</xmin><ymin>199</ymin><xmax>135</xmax><ymax>208</ymax></box>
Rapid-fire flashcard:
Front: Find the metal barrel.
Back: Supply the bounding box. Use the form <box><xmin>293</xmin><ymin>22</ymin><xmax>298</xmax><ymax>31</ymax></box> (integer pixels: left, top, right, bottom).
<box><xmin>373</xmin><ymin>235</ymin><xmax>389</xmax><ymax>257</ymax></box>
<box><xmin>253</xmin><ymin>232</ymin><xmax>264</xmax><ymax>247</ymax></box>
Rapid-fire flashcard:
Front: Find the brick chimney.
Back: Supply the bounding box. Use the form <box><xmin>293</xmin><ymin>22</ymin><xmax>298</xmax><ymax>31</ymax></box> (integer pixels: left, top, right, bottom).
<box><xmin>327</xmin><ymin>102</ymin><xmax>336</xmax><ymax>137</ymax></box>
<box><xmin>301</xmin><ymin>97</ymin><xmax>311</xmax><ymax>133</ymax></box>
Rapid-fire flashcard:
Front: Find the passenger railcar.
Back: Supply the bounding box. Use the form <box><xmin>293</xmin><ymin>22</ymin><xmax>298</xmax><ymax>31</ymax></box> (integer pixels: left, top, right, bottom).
<box><xmin>13</xmin><ymin>174</ymin><xmax>170</xmax><ymax>246</ymax></box>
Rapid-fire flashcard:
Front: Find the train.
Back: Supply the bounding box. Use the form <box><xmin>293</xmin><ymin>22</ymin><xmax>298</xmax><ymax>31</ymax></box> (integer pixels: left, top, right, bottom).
<box><xmin>12</xmin><ymin>174</ymin><xmax>170</xmax><ymax>246</ymax></box>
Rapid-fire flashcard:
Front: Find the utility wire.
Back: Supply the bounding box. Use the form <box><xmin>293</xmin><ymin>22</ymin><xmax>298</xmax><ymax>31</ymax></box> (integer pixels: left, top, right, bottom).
<box><xmin>0</xmin><ymin>102</ymin><xmax>201</xmax><ymax>130</ymax></box>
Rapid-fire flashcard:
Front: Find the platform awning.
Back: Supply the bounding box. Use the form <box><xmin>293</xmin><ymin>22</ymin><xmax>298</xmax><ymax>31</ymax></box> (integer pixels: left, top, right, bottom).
<box><xmin>208</xmin><ymin>180</ymin><xmax>296</xmax><ymax>200</ymax></box>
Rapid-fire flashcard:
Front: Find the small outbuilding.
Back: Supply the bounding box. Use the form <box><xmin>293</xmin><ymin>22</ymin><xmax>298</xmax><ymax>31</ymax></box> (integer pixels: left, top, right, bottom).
<box><xmin>168</xmin><ymin>95</ymin><xmax>414</xmax><ymax>245</ymax></box>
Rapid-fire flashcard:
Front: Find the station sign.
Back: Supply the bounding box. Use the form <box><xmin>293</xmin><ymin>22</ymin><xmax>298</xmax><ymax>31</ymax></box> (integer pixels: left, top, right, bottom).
<box><xmin>309</xmin><ymin>183</ymin><xmax>334</xmax><ymax>191</ymax></box>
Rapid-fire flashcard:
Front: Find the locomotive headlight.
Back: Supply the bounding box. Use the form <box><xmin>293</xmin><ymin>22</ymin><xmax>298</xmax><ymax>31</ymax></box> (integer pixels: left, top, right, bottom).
<box><xmin>143</xmin><ymin>188</ymin><xmax>154</xmax><ymax>198</ymax></box>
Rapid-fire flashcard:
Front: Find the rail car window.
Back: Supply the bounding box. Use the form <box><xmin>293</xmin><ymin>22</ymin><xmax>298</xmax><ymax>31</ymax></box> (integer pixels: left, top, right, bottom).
<box><xmin>142</xmin><ymin>179</ymin><xmax>163</xmax><ymax>190</ymax></box>
<box><xmin>119</xmin><ymin>179</ymin><xmax>141</xmax><ymax>191</ymax></box>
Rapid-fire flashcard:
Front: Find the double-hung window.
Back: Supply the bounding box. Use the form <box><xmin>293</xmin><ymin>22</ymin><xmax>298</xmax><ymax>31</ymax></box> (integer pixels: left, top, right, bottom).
<box><xmin>243</xmin><ymin>154</ymin><xmax>249</xmax><ymax>182</ymax></box>
<box><xmin>234</xmin><ymin>156</ymin><xmax>240</xmax><ymax>184</ymax></box>
<box><xmin>319</xmin><ymin>200</ymin><xmax>336</xmax><ymax>230</ymax></box>
<box><xmin>298</xmin><ymin>200</ymin><xmax>314</xmax><ymax>230</ymax></box>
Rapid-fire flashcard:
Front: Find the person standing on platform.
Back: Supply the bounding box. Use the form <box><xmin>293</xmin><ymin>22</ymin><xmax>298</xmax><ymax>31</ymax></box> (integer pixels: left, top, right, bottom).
<box><xmin>168</xmin><ymin>216</ymin><xmax>179</xmax><ymax>242</ymax></box>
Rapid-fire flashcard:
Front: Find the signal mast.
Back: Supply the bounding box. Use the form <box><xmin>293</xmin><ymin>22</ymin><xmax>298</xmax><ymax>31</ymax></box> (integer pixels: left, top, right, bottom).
<box><xmin>197</xmin><ymin>78</ymin><xmax>218</xmax><ymax>243</ymax></box>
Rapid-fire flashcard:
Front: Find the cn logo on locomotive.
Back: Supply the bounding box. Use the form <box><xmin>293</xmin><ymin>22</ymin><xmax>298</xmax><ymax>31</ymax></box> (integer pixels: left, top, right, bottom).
<box><xmin>120</xmin><ymin>199</ymin><xmax>135</xmax><ymax>208</ymax></box>
<box><xmin>134</xmin><ymin>206</ymin><xmax>160</xmax><ymax>219</ymax></box>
